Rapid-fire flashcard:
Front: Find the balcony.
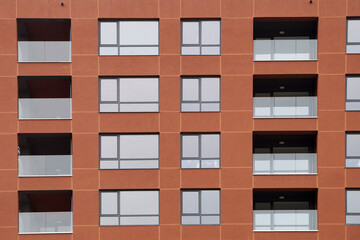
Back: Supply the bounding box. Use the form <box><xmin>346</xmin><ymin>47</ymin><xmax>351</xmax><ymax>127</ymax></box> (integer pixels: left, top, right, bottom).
<box><xmin>19</xmin><ymin>98</ymin><xmax>72</xmax><ymax>119</ymax></box>
<box><xmin>18</xmin><ymin>41</ymin><xmax>71</xmax><ymax>62</ymax></box>
<box><xmin>19</xmin><ymin>155</ymin><xmax>72</xmax><ymax>177</ymax></box>
<box><xmin>253</xmin><ymin>153</ymin><xmax>317</xmax><ymax>174</ymax></box>
<box><xmin>19</xmin><ymin>212</ymin><xmax>72</xmax><ymax>234</ymax></box>
<box><xmin>253</xmin><ymin>210</ymin><xmax>318</xmax><ymax>231</ymax></box>
<box><xmin>253</xmin><ymin>96</ymin><xmax>317</xmax><ymax>118</ymax></box>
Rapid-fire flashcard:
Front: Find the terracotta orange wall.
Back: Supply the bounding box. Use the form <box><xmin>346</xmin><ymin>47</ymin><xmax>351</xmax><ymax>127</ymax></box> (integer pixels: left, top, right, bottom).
<box><xmin>0</xmin><ymin>0</ymin><xmax>359</xmax><ymax>239</ymax></box>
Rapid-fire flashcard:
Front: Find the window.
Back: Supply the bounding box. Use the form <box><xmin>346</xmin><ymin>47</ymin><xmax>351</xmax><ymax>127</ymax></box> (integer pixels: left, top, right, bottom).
<box><xmin>346</xmin><ymin>189</ymin><xmax>360</xmax><ymax>224</ymax></box>
<box><xmin>99</xmin><ymin>77</ymin><xmax>159</xmax><ymax>112</ymax></box>
<box><xmin>100</xmin><ymin>190</ymin><xmax>159</xmax><ymax>226</ymax></box>
<box><xmin>181</xmin><ymin>77</ymin><xmax>220</xmax><ymax>112</ymax></box>
<box><xmin>181</xmin><ymin>190</ymin><xmax>220</xmax><ymax>225</ymax></box>
<box><xmin>347</xmin><ymin>19</ymin><xmax>360</xmax><ymax>54</ymax></box>
<box><xmin>181</xmin><ymin>133</ymin><xmax>220</xmax><ymax>168</ymax></box>
<box><xmin>181</xmin><ymin>20</ymin><xmax>220</xmax><ymax>55</ymax></box>
<box><xmin>346</xmin><ymin>133</ymin><xmax>360</xmax><ymax>168</ymax></box>
<box><xmin>99</xmin><ymin>20</ymin><xmax>159</xmax><ymax>56</ymax></box>
<box><xmin>346</xmin><ymin>76</ymin><xmax>360</xmax><ymax>111</ymax></box>
<box><xmin>100</xmin><ymin>134</ymin><xmax>159</xmax><ymax>169</ymax></box>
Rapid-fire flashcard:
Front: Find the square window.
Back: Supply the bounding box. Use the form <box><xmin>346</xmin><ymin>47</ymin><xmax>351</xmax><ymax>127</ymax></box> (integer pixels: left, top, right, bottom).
<box><xmin>181</xmin><ymin>77</ymin><xmax>220</xmax><ymax>112</ymax></box>
<box><xmin>99</xmin><ymin>77</ymin><xmax>159</xmax><ymax>113</ymax></box>
<box><xmin>181</xmin><ymin>20</ymin><xmax>220</xmax><ymax>55</ymax></box>
<box><xmin>181</xmin><ymin>133</ymin><xmax>220</xmax><ymax>169</ymax></box>
<box><xmin>99</xmin><ymin>134</ymin><xmax>159</xmax><ymax>169</ymax></box>
<box><xmin>99</xmin><ymin>21</ymin><xmax>159</xmax><ymax>56</ymax></box>
<box><xmin>181</xmin><ymin>190</ymin><xmax>220</xmax><ymax>225</ymax></box>
<box><xmin>100</xmin><ymin>190</ymin><xmax>159</xmax><ymax>226</ymax></box>
<box><xmin>347</xmin><ymin>19</ymin><xmax>360</xmax><ymax>54</ymax></box>
<box><xmin>346</xmin><ymin>189</ymin><xmax>360</xmax><ymax>224</ymax></box>
<box><xmin>346</xmin><ymin>76</ymin><xmax>360</xmax><ymax>111</ymax></box>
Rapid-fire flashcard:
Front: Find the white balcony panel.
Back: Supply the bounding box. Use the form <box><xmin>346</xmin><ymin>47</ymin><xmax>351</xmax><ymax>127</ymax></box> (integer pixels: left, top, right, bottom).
<box><xmin>18</xmin><ymin>155</ymin><xmax>72</xmax><ymax>177</ymax></box>
<box><xmin>19</xmin><ymin>212</ymin><xmax>72</xmax><ymax>234</ymax></box>
<box><xmin>18</xmin><ymin>41</ymin><xmax>71</xmax><ymax>62</ymax></box>
<box><xmin>19</xmin><ymin>98</ymin><xmax>72</xmax><ymax>119</ymax></box>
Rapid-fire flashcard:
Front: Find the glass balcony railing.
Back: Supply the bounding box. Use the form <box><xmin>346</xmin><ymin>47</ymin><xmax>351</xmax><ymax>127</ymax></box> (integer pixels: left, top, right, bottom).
<box><xmin>18</xmin><ymin>41</ymin><xmax>71</xmax><ymax>62</ymax></box>
<box><xmin>18</xmin><ymin>155</ymin><xmax>72</xmax><ymax>177</ymax></box>
<box><xmin>253</xmin><ymin>96</ymin><xmax>317</xmax><ymax>118</ymax></box>
<box><xmin>253</xmin><ymin>39</ymin><xmax>317</xmax><ymax>61</ymax></box>
<box><xmin>253</xmin><ymin>210</ymin><xmax>318</xmax><ymax>231</ymax></box>
<box><xmin>19</xmin><ymin>212</ymin><xmax>72</xmax><ymax>234</ymax></box>
<box><xmin>18</xmin><ymin>98</ymin><xmax>72</xmax><ymax>119</ymax></box>
<box><xmin>253</xmin><ymin>153</ymin><xmax>317</xmax><ymax>174</ymax></box>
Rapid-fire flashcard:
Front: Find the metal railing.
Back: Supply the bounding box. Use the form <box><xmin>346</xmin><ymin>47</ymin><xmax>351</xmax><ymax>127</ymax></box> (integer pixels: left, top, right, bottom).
<box><xmin>18</xmin><ymin>98</ymin><xmax>72</xmax><ymax>119</ymax></box>
<box><xmin>18</xmin><ymin>41</ymin><xmax>71</xmax><ymax>62</ymax></box>
<box><xmin>19</xmin><ymin>212</ymin><xmax>72</xmax><ymax>234</ymax></box>
<box><xmin>18</xmin><ymin>155</ymin><xmax>72</xmax><ymax>177</ymax></box>
<box><xmin>253</xmin><ymin>210</ymin><xmax>317</xmax><ymax>231</ymax></box>
<box><xmin>253</xmin><ymin>153</ymin><xmax>317</xmax><ymax>174</ymax></box>
<box><xmin>253</xmin><ymin>39</ymin><xmax>317</xmax><ymax>61</ymax></box>
<box><xmin>253</xmin><ymin>96</ymin><xmax>317</xmax><ymax>118</ymax></box>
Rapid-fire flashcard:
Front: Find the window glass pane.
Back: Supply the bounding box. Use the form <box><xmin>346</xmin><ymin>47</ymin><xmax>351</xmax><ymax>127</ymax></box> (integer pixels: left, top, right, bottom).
<box><xmin>119</xmin><ymin>21</ymin><xmax>159</xmax><ymax>45</ymax></box>
<box><xmin>119</xmin><ymin>78</ymin><xmax>158</xmax><ymax>102</ymax></box>
<box><xmin>347</xmin><ymin>134</ymin><xmax>360</xmax><ymax>157</ymax></box>
<box><xmin>182</xmin><ymin>216</ymin><xmax>200</xmax><ymax>225</ymax></box>
<box><xmin>201</xmin><ymin>78</ymin><xmax>220</xmax><ymax>101</ymax></box>
<box><xmin>182</xmin><ymin>192</ymin><xmax>199</xmax><ymax>214</ymax></box>
<box><xmin>100</xmin><ymin>160</ymin><xmax>119</xmax><ymax>169</ymax></box>
<box><xmin>347</xmin><ymin>77</ymin><xmax>360</xmax><ymax>100</ymax></box>
<box><xmin>348</xmin><ymin>20</ymin><xmax>360</xmax><ymax>43</ymax></box>
<box><xmin>100</xmin><ymin>22</ymin><xmax>117</xmax><ymax>45</ymax></box>
<box><xmin>101</xmin><ymin>136</ymin><xmax>118</xmax><ymax>158</ymax></box>
<box><xmin>100</xmin><ymin>216</ymin><xmax>119</xmax><ymax>226</ymax></box>
<box><xmin>201</xmin><ymin>135</ymin><xmax>220</xmax><ymax>158</ymax></box>
<box><xmin>181</xmin><ymin>103</ymin><xmax>201</xmax><ymax>112</ymax></box>
<box><xmin>101</xmin><ymin>192</ymin><xmax>118</xmax><ymax>214</ymax></box>
<box><xmin>201</xmin><ymin>103</ymin><xmax>220</xmax><ymax>112</ymax></box>
<box><xmin>202</xmin><ymin>160</ymin><xmax>220</xmax><ymax>168</ymax></box>
<box><xmin>101</xmin><ymin>79</ymin><xmax>118</xmax><ymax>102</ymax></box>
<box><xmin>201</xmin><ymin>21</ymin><xmax>220</xmax><ymax>45</ymax></box>
<box><xmin>201</xmin><ymin>46</ymin><xmax>220</xmax><ymax>55</ymax></box>
<box><xmin>120</xmin><ymin>216</ymin><xmax>159</xmax><ymax>225</ymax></box>
<box><xmin>201</xmin><ymin>216</ymin><xmax>220</xmax><ymax>225</ymax></box>
<box><xmin>181</xmin><ymin>46</ymin><xmax>200</xmax><ymax>55</ymax></box>
<box><xmin>182</xmin><ymin>160</ymin><xmax>200</xmax><ymax>168</ymax></box>
<box><xmin>120</xmin><ymin>191</ymin><xmax>159</xmax><ymax>215</ymax></box>
<box><xmin>346</xmin><ymin>159</ymin><xmax>360</xmax><ymax>168</ymax></box>
<box><xmin>99</xmin><ymin>47</ymin><xmax>119</xmax><ymax>55</ymax></box>
<box><xmin>347</xmin><ymin>45</ymin><xmax>360</xmax><ymax>54</ymax></box>
<box><xmin>100</xmin><ymin>104</ymin><xmax>118</xmax><ymax>112</ymax></box>
<box><xmin>347</xmin><ymin>190</ymin><xmax>360</xmax><ymax>213</ymax></box>
<box><xmin>119</xmin><ymin>103</ymin><xmax>158</xmax><ymax>112</ymax></box>
<box><xmin>120</xmin><ymin>135</ymin><xmax>158</xmax><ymax>159</ymax></box>
<box><xmin>182</xmin><ymin>78</ymin><xmax>199</xmax><ymax>101</ymax></box>
<box><xmin>182</xmin><ymin>135</ymin><xmax>199</xmax><ymax>158</ymax></box>
<box><xmin>119</xmin><ymin>46</ymin><xmax>158</xmax><ymax>55</ymax></box>
<box><xmin>120</xmin><ymin>160</ymin><xmax>158</xmax><ymax>169</ymax></box>
<box><xmin>182</xmin><ymin>22</ymin><xmax>199</xmax><ymax>44</ymax></box>
<box><xmin>201</xmin><ymin>190</ymin><xmax>220</xmax><ymax>214</ymax></box>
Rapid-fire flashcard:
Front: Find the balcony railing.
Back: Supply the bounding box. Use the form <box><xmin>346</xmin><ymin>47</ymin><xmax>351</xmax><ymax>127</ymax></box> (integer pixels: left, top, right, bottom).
<box><xmin>19</xmin><ymin>212</ymin><xmax>72</xmax><ymax>234</ymax></box>
<box><xmin>253</xmin><ymin>39</ymin><xmax>317</xmax><ymax>61</ymax></box>
<box><xmin>19</xmin><ymin>98</ymin><xmax>72</xmax><ymax>119</ymax></box>
<box><xmin>18</xmin><ymin>41</ymin><xmax>71</xmax><ymax>62</ymax></box>
<box><xmin>18</xmin><ymin>155</ymin><xmax>72</xmax><ymax>177</ymax></box>
<box><xmin>253</xmin><ymin>96</ymin><xmax>317</xmax><ymax>118</ymax></box>
<box><xmin>253</xmin><ymin>153</ymin><xmax>317</xmax><ymax>174</ymax></box>
<box><xmin>253</xmin><ymin>210</ymin><xmax>318</xmax><ymax>231</ymax></box>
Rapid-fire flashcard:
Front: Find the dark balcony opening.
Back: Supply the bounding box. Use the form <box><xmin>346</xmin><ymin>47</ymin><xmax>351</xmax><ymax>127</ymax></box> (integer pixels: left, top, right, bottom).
<box><xmin>18</xmin><ymin>76</ymin><xmax>71</xmax><ymax>99</ymax></box>
<box><xmin>253</xmin><ymin>133</ymin><xmax>316</xmax><ymax>154</ymax></box>
<box><xmin>253</xmin><ymin>75</ymin><xmax>317</xmax><ymax>97</ymax></box>
<box><xmin>254</xmin><ymin>19</ymin><xmax>317</xmax><ymax>40</ymax></box>
<box><xmin>253</xmin><ymin>190</ymin><xmax>317</xmax><ymax>210</ymax></box>
<box><xmin>19</xmin><ymin>191</ymin><xmax>72</xmax><ymax>212</ymax></box>
<box><xmin>17</xmin><ymin>19</ymin><xmax>71</xmax><ymax>42</ymax></box>
<box><xmin>18</xmin><ymin>133</ymin><xmax>71</xmax><ymax>156</ymax></box>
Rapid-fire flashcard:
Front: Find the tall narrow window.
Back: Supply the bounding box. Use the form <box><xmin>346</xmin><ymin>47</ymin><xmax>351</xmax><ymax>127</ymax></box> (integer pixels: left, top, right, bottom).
<box><xmin>347</xmin><ymin>19</ymin><xmax>360</xmax><ymax>54</ymax></box>
<box><xmin>181</xmin><ymin>77</ymin><xmax>220</xmax><ymax>112</ymax></box>
<box><xmin>99</xmin><ymin>77</ymin><xmax>159</xmax><ymax>112</ymax></box>
<box><xmin>100</xmin><ymin>190</ymin><xmax>159</xmax><ymax>226</ymax></box>
<box><xmin>346</xmin><ymin>133</ymin><xmax>360</xmax><ymax>168</ymax></box>
<box><xmin>99</xmin><ymin>20</ymin><xmax>159</xmax><ymax>56</ymax></box>
<box><xmin>346</xmin><ymin>76</ymin><xmax>360</xmax><ymax>111</ymax></box>
<box><xmin>181</xmin><ymin>20</ymin><xmax>220</xmax><ymax>55</ymax></box>
<box><xmin>181</xmin><ymin>190</ymin><xmax>220</xmax><ymax>225</ymax></box>
<box><xmin>346</xmin><ymin>189</ymin><xmax>360</xmax><ymax>224</ymax></box>
<box><xmin>100</xmin><ymin>134</ymin><xmax>159</xmax><ymax>169</ymax></box>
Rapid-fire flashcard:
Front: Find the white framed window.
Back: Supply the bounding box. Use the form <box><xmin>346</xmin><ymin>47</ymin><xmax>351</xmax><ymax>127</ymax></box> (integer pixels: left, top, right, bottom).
<box><xmin>181</xmin><ymin>20</ymin><xmax>220</xmax><ymax>55</ymax></box>
<box><xmin>181</xmin><ymin>77</ymin><xmax>220</xmax><ymax>112</ymax></box>
<box><xmin>346</xmin><ymin>133</ymin><xmax>360</xmax><ymax>168</ymax></box>
<box><xmin>99</xmin><ymin>77</ymin><xmax>159</xmax><ymax>112</ymax></box>
<box><xmin>346</xmin><ymin>189</ymin><xmax>360</xmax><ymax>224</ymax></box>
<box><xmin>346</xmin><ymin>76</ymin><xmax>360</xmax><ymax>111</ymax></box>
<box><xmin>100</xmin><ymin>190</ymin><xmax>159</xmax><ymax>226</ymax></box>
<box><xmin>99</xmin><ymin>20</ymin><xmax>159</xmax><ymax>56</ymax></box>
<box><xmin>181</xmin><ymin>190</ymin><xmax>220</xmax><ymax>225</ymax></box>
<box><xmin>347</xmin><ymin>19</ymin><xmax>360</xmax><ymax>54</ymax></box>
<box><xmin>100</xmin><ymin>134</ymin><xmax>159</xmax><ymax>169</ymax></box>
<box><xmin>181</xmin><ymin>133</ymin><xmax>220</xmax><ymax>169</ymax></box>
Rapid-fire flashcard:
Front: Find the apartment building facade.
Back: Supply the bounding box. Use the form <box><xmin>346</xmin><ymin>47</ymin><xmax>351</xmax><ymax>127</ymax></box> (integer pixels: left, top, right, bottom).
<box><xmin>0</xmin><ymin>0</ymin><xmax>359</xmax><ymax>239</ymax></box>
